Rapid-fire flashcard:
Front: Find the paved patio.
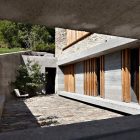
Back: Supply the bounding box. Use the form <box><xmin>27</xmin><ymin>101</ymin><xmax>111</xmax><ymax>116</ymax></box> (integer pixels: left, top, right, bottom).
<box><xmin>0</xmin><ymin>95</ymin><xmax>123</xmax><ymax>133</ymax></box>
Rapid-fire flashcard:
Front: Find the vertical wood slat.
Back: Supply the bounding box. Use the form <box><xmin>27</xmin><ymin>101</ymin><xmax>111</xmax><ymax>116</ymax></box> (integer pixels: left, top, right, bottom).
<box><xmin>66</xmin><ymin>29</ymin><xmax>89</xmax><ymax>46</ymax></box>
<box><xmin>93</xmin><ymin>58</ymin><xmax>98</xmax><ymax>96</ymax></box>
<box><xmin>84</xmin><ymin>61</ymin><xmax>86</xmax><ymax>95</ymax></box>
<box><xmin>87</xmin><ymin>60</ymin><xmax>90</xmax><ymax>95</ymax></box>
<box><xmin>91</xmin><ymin>59</ymin><xmax>94</xmax><ymax>96</ymax></box>
<box><xmin>90</xmin><ymin>59</ymin><xmax>92</xmax><ymax>96</ymax></box>
<box><xmin>64</xmin><ymin>64</ymin><xmax>75</xmax><ymax>93</ymax></box>
<box><xmin>122</xmin><ymin>49</ymin><xmax>131</xmax><ymax>103</ymax></box>
<box><xmin>84</xmin><ymin>58</ymin><xmax>98</xmax><ymax>96</ymax></box>
<box><xmin>100</xmin><ymin>56</ymin><xmax>105</xmax><ymax>98</ymax></box>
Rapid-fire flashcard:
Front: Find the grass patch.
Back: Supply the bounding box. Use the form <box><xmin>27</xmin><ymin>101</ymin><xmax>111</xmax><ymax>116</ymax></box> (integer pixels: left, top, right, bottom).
<box><xmin>0</xmin><ymin>48</ymin><xmax>30</xmax><ymax>54</ymax></box>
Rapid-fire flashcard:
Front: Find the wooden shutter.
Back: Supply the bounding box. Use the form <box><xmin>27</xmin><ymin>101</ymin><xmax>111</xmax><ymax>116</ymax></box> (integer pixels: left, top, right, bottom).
<box><xmin>100</xmin><ymin>56</ymin><xmax>105</xmax><ymax>98</ymax></box>
<box><xmin>66</xmin><ymin>29</ymin><xmax>90</xmax><ymax>46</ymax></box>
<box><xmin>84</xmin><ymin>58</ymin><xmax>97</xmax><ymax>96</ymax></box>
<box><xmin>122</xmin><ymin>49</ymin><xmax>131</xmax><ymax>103</ymax></box>
<box><xmin>64</xmin><ymin>64</ymin><xmax>75</xmax><ymax>92</ymax></box>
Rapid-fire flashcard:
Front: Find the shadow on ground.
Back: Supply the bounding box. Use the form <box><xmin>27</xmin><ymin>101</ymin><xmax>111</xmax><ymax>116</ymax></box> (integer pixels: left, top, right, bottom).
<box><xmin>0</xmin><ymin>98</ymin><xmax>40</xmax><ymax>133</ymax></box>
<box><xmin>0</xmin><ymin>115</ymin><xmax>140</xmax><ymax>140</ymax></box>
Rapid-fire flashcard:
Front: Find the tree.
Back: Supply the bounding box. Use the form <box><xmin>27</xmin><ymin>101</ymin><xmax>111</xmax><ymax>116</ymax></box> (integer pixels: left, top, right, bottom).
<box><xmin>0</xmin><ymin>20</ymin><xmax>55</xmax><ymax>53</ymax></box>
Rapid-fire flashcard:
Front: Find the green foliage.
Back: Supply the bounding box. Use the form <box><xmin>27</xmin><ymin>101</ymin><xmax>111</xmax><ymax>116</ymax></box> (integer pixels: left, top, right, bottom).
<box><xmin>13</xmin><ymin>59</ymin><xmax>46</xmax><ymax>97</ymax></box>
<box><xmin>0</xmin><ymin>48</ymin><xmax>25</xmax><ymax>54</ymax></box>
<box><xmin>33</xmin><ymin>43</ymin><xmax>55</xmax><ymax>53</ymax></box>
<box><xmin>0</xmin><ymin>20</ymin><xmax>55</xmax><ymax>53</ymax></box>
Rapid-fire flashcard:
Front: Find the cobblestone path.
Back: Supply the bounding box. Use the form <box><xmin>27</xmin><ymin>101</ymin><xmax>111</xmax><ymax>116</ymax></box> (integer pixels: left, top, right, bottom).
<box><xmin>0</xmin><ymin>95</ymin><xmax>123</xmax><ymax>133</ymax></box>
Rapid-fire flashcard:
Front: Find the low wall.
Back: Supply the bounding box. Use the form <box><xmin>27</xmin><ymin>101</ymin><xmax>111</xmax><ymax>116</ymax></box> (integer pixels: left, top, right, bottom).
<box><xmin>0</xmin><ymin>51</ymin><xmax>30</xmax><ymax>101</ymax></box>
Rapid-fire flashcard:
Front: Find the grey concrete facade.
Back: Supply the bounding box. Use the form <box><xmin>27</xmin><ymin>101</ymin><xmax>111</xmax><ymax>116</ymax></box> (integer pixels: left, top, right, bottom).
<box><xmin>22</xmin><ymin>54</ymin><xmax>57</xmax><ymax>73</ymax></box>
<box><xmin>75</xmin><ymin>62</ymin><xmax>84</xmax><ymax>95</ymax></box>
<box><xmin>55</xmin><ymin>27</ymin><xmax>140</xmax><ymax>114</ymax></box>
<box><xmin>55</xmin><ymin>66</ymin><xmax>64</xmax><ymax>93</ymax></box>
<box><xmin>104</xmin><ymin>51</ymin><xmax>122</xmax><ymax>101</ymax></box>
<box><xmin>58</xmin><ymin>37</ymin><xmax>137</xmax><ymax>66</ymax></box>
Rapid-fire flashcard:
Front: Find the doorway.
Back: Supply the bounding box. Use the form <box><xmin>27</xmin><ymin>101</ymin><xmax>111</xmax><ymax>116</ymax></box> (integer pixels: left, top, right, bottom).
<box><xmin>130</xmin><ymin>48</ymin><xmax>139</xmax><ymax>103</ymax></box>
<box><xmin>97</xmin><ymin>58</ymin><xmax>100</xmax><ymax>96</ymax></box>
<box><xmin>45</xmin><ymin>68</ymin><xmax>56</xmax><ymax>94</ymax></box>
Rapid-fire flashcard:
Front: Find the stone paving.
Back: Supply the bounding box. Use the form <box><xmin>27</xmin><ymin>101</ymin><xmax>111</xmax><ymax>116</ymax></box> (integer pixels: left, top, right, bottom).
<box><xmin>0</xmin><ymin>95</ymin><xmax>123</xmax><ymax>133</ymax></box>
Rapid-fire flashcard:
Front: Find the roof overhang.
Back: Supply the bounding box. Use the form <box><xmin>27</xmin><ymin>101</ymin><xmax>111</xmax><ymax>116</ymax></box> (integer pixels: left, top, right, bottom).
<box><xmin>0</xmin><ymin>0</ymin><xmax>140</xmax><ymax>39</ymax></box>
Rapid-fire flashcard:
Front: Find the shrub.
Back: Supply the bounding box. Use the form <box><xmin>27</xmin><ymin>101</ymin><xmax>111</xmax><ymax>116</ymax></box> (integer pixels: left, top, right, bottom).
<box><xmin>13</xmin><ymin>59</ymin><xmax>46</xmax><ymax>97</ymax></box>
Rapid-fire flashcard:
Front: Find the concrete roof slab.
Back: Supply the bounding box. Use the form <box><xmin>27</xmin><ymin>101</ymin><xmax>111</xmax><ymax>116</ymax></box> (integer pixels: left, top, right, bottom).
<box><xmin>0</xmin><ymin>0</ymin><xmax>139</xmax><ymax>39</ymax></box>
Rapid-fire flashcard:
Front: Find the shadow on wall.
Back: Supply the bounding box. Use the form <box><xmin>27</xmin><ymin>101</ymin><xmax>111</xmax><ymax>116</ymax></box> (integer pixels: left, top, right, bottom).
<box><xmin>0</xmin><ymin>51</ymin><xmax>57</xmax><ymax>100</ymax></box>
<box><xmin>0</xmin><ymin>52</ymin><xmax>28</xmax><ymax>100</ymax></box>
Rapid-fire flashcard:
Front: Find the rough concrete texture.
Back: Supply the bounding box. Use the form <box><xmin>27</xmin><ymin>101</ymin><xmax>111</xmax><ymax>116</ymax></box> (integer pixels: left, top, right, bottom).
<box><xmin>55</xmin><ymin>28</ymin><xmax>138</xmax><ymax>63</ymax></box>
<box><xmin>55</xmin><ymin>66</ymin><xmax>64</xmax><ymax>93</ymax></box>
<box><xmin>0</xmin><ymin>1</ymin><xmax>140</xmax><ymax>39</ymax></box>
<box><xmin>58</xmin><ymin>36</ymin><xmax>137</xmax><ymax>66</ymax></box>
<box><xmin>55</xmin><ymin>28</ymin><xmax>67</xmax><ymax>57</ymax></box>
<box><xmin>0</xmin><ymin>51</ymin><xmax>29</xmax><ymax>100</ymax></box>
<box><xmin>61</xmin><ymin>33</ymin><xmax>117</xmax><ymax>57</ymax></box>
<box><xmin>105</xmin><ymin>51</ymin><xmax>122</xmax><ymax>101</ymax></box>
<box><xmin>22</xmin><ymin>55</ymin><xmax>56</xmax><ymax>73</ymax></box>
<box><xmin>0</xmin><ymin>95</ymin><xmax>122</xmax><ymax>133</ymax></box>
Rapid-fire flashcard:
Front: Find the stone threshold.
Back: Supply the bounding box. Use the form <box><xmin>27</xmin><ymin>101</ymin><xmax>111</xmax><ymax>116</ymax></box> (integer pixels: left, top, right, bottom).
<box><xmin>58</xmin><ymin>91</ymin><xmax>140</xmax><ymax>115</ymax></box>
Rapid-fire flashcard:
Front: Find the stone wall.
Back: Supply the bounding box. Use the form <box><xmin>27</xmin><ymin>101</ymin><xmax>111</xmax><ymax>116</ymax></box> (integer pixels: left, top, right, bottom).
<box><xmin>55</xmin><ymin>28</ymin><xmax>67</xmax><ymax>58</ymax></box>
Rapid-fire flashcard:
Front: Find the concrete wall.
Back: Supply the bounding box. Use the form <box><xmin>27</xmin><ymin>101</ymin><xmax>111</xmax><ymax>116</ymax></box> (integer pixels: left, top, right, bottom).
<box><xmin>104</xmin><ymin>51</ymin><xmax>122</xmax><ymax>101</ymax></box>
<box><xmin>55</xmin><ymin>66</ymin><xmax>64</xmax><ymax>93</ymax></box>
<box><xmin>0</xmin><ymin>52</ymin><xmax>28</xmax><ymax>100</ymax></box>
<box><xmin>22</xmin><ymin>55</ymin><xmax>56</xmax><ymax>73</ymax></box>
<box><xmin>61</xmin><ymin>33</ymin><xmax>117</xmax><ymax>58</ymax></box>
<box><xmin>75</xmin><ymin>62</ymin><xmax>84</xmax><ymax>95</ymax></box>
<box><xmin>55</xmin><ymin>28</ymin><xmax>67</xmax><ymax>92</ymax></box>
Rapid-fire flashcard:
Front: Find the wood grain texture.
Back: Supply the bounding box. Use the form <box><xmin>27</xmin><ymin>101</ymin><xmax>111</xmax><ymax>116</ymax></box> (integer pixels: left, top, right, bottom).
<box><xmin>84</xmin><ymin>58</ymin><xmax>98</xmax><ymax>96</ymax></box>
<box><xmin>66</xmin><ymin>29</ymin><xmax>89</xmax><ymax>46</ymax></box>
<box><xmin>100</xmin><ymin>56</ymin><xmax>105</xmax><ymax>98</ymax></box>
<box><xmin>64</xmin><ymin>64</ymin><xmax>75</xmax><ymax>93</ymax></box>
<box><xmin>122</xmin><ymin>49</ymin><xmax>131</xmax><ymax>103</ymax></box>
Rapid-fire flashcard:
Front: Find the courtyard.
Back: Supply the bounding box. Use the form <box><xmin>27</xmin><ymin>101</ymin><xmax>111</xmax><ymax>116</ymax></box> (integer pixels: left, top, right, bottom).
<box><xmin>0</xmin><ymin>95</ymin><xmax>123</xmax><ymax>133</ymax></box>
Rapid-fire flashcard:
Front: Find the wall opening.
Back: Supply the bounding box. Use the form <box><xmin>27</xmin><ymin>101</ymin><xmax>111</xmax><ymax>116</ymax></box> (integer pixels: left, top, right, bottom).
<box><xmin>45</xmin><ymin>68</ymin><xmax>56</xmax><ymax>94</ymax></box>
<box><xmin>130</xmin><ymin>48</ymin><xmax>139</xmax><ymax>103</ymax></box>
<box><xmin>97</xmin><ymin>58</ymin><xmax>100</xmax><ymax>96</ymax></box>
